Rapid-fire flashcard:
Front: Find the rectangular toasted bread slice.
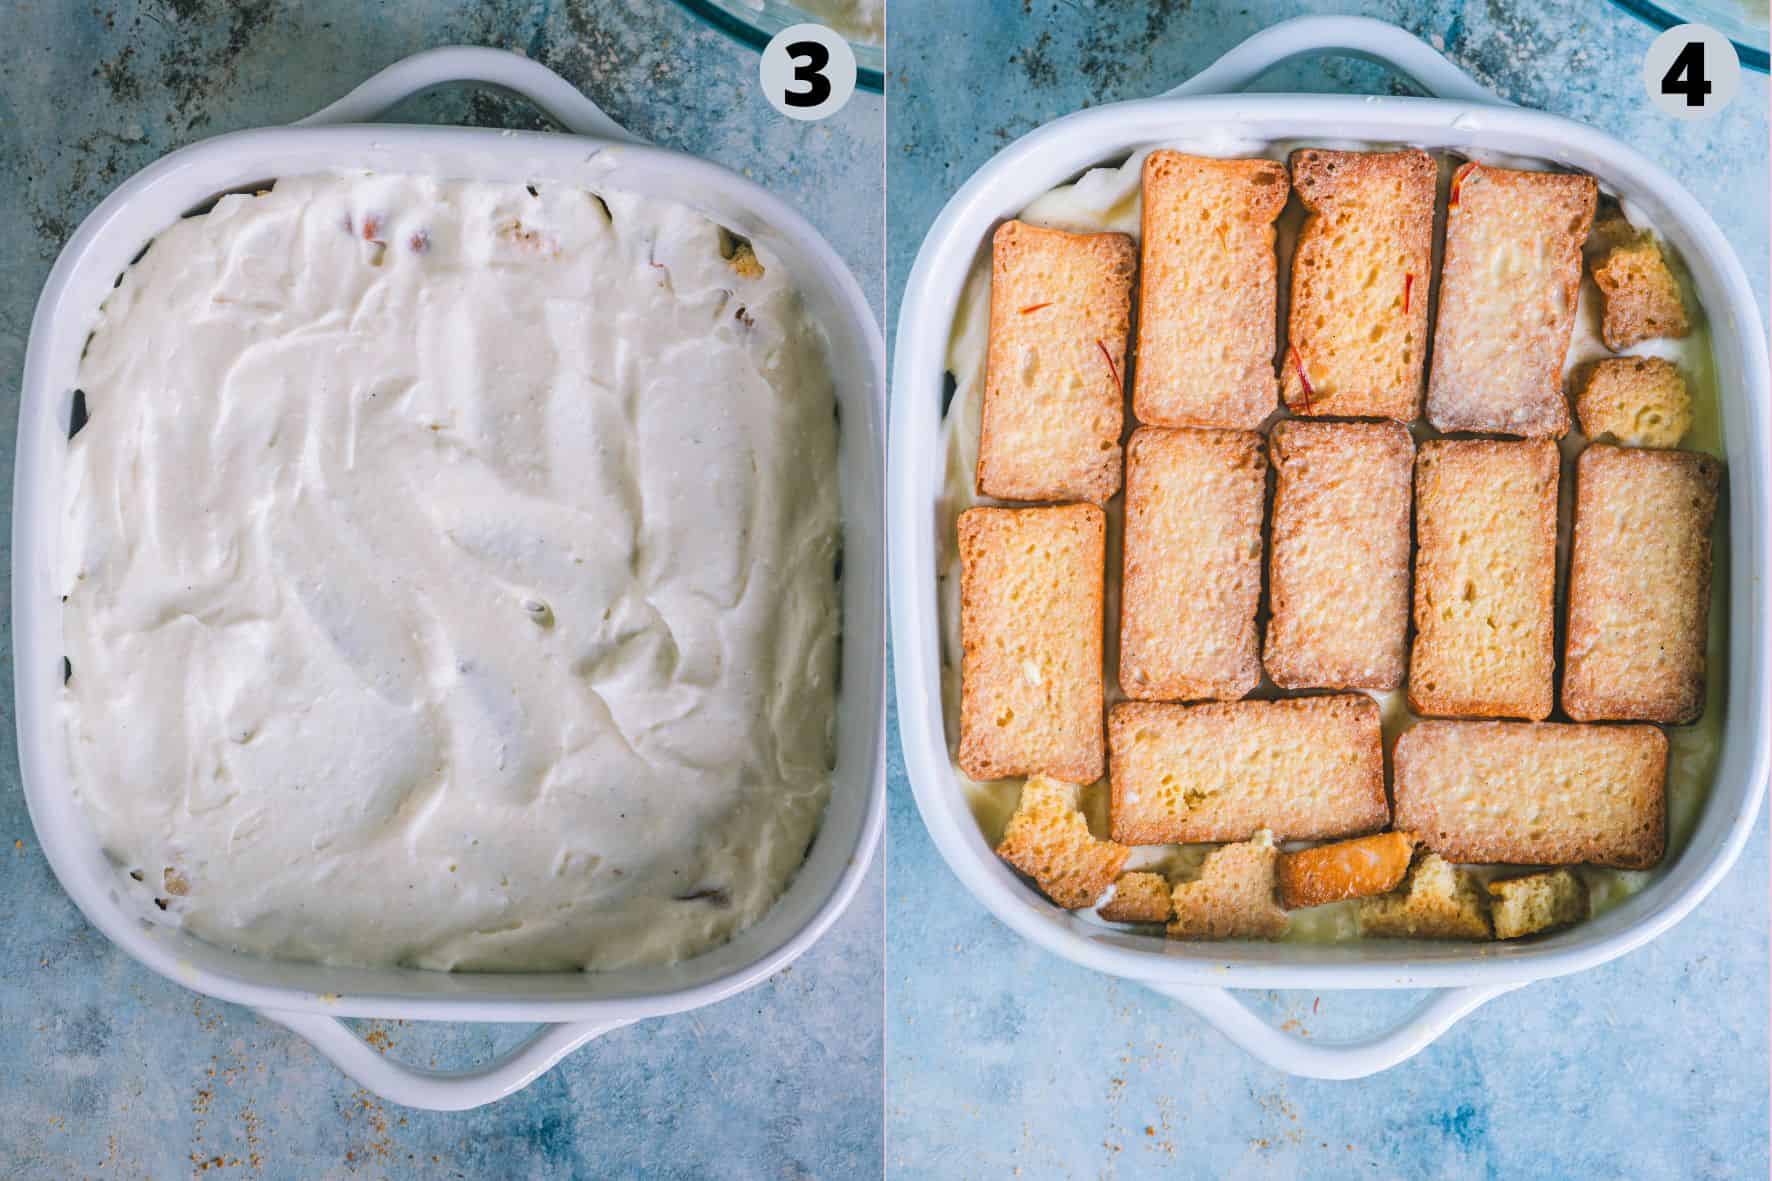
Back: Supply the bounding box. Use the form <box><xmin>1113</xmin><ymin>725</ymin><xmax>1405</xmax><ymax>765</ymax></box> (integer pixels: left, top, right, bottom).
<box><xmin>1134</xmin><ymin>151</ymin><xmax>1288</xmax><ymax>429</ymax></box>
<box><xmin>1166</xmin><ymin>836</ymin><xmax>1290</xmax><ymax>941</ymax></box>
<box><xmin>1357</xmin><ymin>852</ymin><xmax>1492</xmax><ymax>940</ymax></box>
<box><xmin>1098</xmin><ymin>871</ymin><xmax>1173</xmax><ymax>923</ymax></box>
<box><xmin>1426</xmin><ymin>164</ymin><xmax>1597</xmax><ymax>437</ymax></box>
<box><xmin>1488</xmin><ymin>869</ymin><xmax>1589</xmax><ymax>940</ymax></box>
<box><xmin>1283</xmin><ymin>148</ymin><xmax>1436</xmax><ymax>420</ymax></box>
<box><xmin>1564</xmin><ymin>445</ymin><xmax>1720</xmax><ymax>723</ymax></box>
<box><xmin>1592</xmin><ymin>232</ymin><xmax>1689</xmax><ymax>351</ymax></box>
<box><xmin>1108</xmin><ymin>696</ymin><xmax>1387</xmax><ymax>845</ymax></box>
<box><xmin>958</xmin><ymin>504</ymin><xmax>1106</xmax><ymax>783</ymax></box>
<box><xmin>1263</xmin><ymin>420</ymin><xmax>1414</xmax><ymax>691</ymax></box>
<box><xmin>995</xmin><ymin>776</ymin><xmax>1129</xmax><ymax>909</ymax></box>
<box><xmin>1408</xmin><ymin>439</ymin><xmax>1559</xmax><ymax>720</ymax></box>
<box><xmin>1119</xmin><ymin>426</ymin><xmax>1266</xmax><ymax>701</ymax></box>
<box><xmin>978</xmin><ymin>220</ymin><xmax>1137</xmax><ymax>504</ymax></box>
<box><xmin>1574</xmin><ymin>356</ymin><xmax>1693</xmax><ymax>449</ymax></box>
<box><xmin>1277</xmin><ymin>831</ymin><xmax>1415</xmax><ymax>910</ymax></box>
<box><xmin>1393</xmin><ymin>721</ymin><xmax>1668</xmax><ymax>868</ymax></box>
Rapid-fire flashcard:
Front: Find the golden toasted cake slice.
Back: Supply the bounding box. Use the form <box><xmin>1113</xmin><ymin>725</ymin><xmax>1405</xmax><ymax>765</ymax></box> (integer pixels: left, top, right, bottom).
<box><xmin>995</xmin><ymin>776</ymin><xmax>1128</xmax><ymax>909</ymax></box>
<box><xmin>1098</xmin><ymin>871</ymin><xmax>1174</xmax><ymax>923</ymax></box>
<box><xmin>1408</xmin><ymin>439</ymin><xmax>1559</xmax><ymax>721</ymax></box>
<box><xmin>1426</xmin><ymin>164</ymin><xmax>1597</xmax><ymax>437</ymax></box>
<box><xmin>1488</xmin><ymin>869</ymin><xmax>1589</xmax><ymax>940</ymax></box>
<box><xmin>1357</xmin><ymin>852</ymin><xmax>1492</xmax><ymax>940</ymax></box>
<box><xmin>1563</xmin><ymin>445</ymin><xmax>1720</xmax><ymax>724</ymax></box>
<box><xmin>1277</xmin><ymin>831</ymin><xmax>1416</xmax><ymax>910</ymax></box>
<box><xmin>1134</xmin><ymin>151</ymin><xmax>1288</xmax><ymax>429</ymax></box>
<box><xmin>1118</xmin><ymin>426</ymin><xmax>1266</xmax><ymax>702</ymax></box>
<box><xmin>1263</xmin><ymin>420</ymin><xmax>1414</xmax><ymax>691</ymax></box>
<box><xmin>1574</xmin><ymin>356</ymin><xmax>1693</xmax><ymax>449</ymax></box>
<box><xmin>978</xmin><ymin>220</ymin><xmax>1137</xmax><ymax>504</ymax></box>
<box><xmin>1592</xmin><ymin>231</ymin><xmax>1689</xmax><ymax>351</ymax></box>
<box><xmin>957</xmin><ymin>504</ymin><xmax>1105</xmax><ymax>783</ymax></box>
<box><xmin>1393</xmin><ymin>721</ymin><xmax>1668</xmax><ymax>868</ymax></box>
<box><xmin>1108</xmin><ymin>696</ymin><xmax>1387</xmax><ymax>846</ymax></box>
<box><xmin>1283</xmin><ymin>148</ymin><xmax>1436</xmax><ymax>421</ymax></box>
<box><xmin>1166</xmin><ymin>836</ymin><xmax>1290</xmax><ymax>941</ymax></box>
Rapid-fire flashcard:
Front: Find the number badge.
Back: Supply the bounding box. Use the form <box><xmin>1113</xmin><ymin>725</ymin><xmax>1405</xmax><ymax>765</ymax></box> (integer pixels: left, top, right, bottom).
<box><xmin>761</xmin><ymin>24</ymin><xmax>858</xmax><ymax>121</ymax></box>
<box><xmin>1644</xmin><ymin>24</ymin><xmax>1741</xmax><ymax>119</ymax></box>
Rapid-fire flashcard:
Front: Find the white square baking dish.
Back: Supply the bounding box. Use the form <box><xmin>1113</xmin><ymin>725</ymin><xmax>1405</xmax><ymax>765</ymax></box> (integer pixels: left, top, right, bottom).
<box><xmin>888</xmin><ymin>17</ymin><xmax>1768</xmax><ymax>1078</ymax></box>
<box><xmin>14</xmin><ymin>48</ymin><xmax>885</xmax><ymax>1110</ymax></box>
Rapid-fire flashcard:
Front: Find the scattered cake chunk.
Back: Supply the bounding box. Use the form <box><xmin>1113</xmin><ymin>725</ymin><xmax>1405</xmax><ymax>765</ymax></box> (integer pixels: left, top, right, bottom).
<box><xmin>1564</xmin><ymin>445</ymin><xmax>1720</xmax><ymax>724</ymax></box>
<box><xmin>1489</xmin><ymin>869</ymin><xmax>1590</xmax><ymax>940</ymax></box>
<box><xmin>1358</xmin><ymin>852</ymin><xmax>1492</xmax><ymax>940</ymax></box>
<box><xmin>1119</xmin><ymin>426</ymin><xmax>1266</xmax><ymax>702</ymax></box>
<box><xmin>978</xmin><ymin>220</ymin><xmax>1137</xmax><ymax>504</ymax></box>
<box><xmin>958</xmin><ymin>504</ymin><xmax>1106</xmax><ymax>783</ymax></box>
<box><xmin>1574</xmin><ymin>356</ymin><xmax>1693</xmax><ymax>448</ymax></box>
<box><xmin>1592</xmin><ymin>230</ymin><xmax>1690</xmax><ymax>351</ymax></box>
<box><xmin>1263</xmin><ymin>420</ymin><xmax>1414</xmax><ymax>691</ymax></box>
<box><xmin>1135</xmin><ymin>151</ymin><xmax>1288</xmax><ymax>429</ymax></box>
<box><xmin>995</xmin><ymin>776</ymin><xmax>1129</xmax><ymax>909</ymax></box>
<box><xmin>1166</xmin><ymin>836</ymin><xmax>1290</xmax><ymax>941</ymax></box>
<box><xmin>1108</xmin><ymin>696</ymin><xmax>1388</xmax><ymax>845</ymax></box>
<box><xmin>1098</xmin><ymin>871</ymin><xmax>1174</xmax><ymax>923</ymax></box>
<box><xmin>1283</xmin><ymin>148</ymin><xmax>1436</xmax><ymax>420</ymax></box>
<box><xmin>1278</xmin><ymin>831</ymin><xmax>1415</xmax><ymax>910</ymax></box>
<box><xmin>1426</xmin><ymin>163</ymin><xmax>1596</xmax><ymax>437</ymax></box>
<box><xmin>1408</xmin><ymin>439</ymin><xmax>1559</xmax><ymax>721</ymax></box>
<box><xmin>1392</xmin><ymin>721</ymin><xmax>1668</xmax><ymax>869</ymax></box>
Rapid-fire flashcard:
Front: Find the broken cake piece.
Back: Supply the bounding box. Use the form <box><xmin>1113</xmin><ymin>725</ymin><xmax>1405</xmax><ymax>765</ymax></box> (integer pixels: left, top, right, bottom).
<box><xmin>1357</xmin><ymin>852</ymin><xmax>1492</xmax><ymax>940</ymax></box>
<box><xmin>1166</xmin><ymin>834</ymin><xmax>1290</xmax><ymax>941</ymax></box>
<box><xmin>995</xmin><ymin>776</ymin><xmax>1128</xmax><ymax>909</ymax></box>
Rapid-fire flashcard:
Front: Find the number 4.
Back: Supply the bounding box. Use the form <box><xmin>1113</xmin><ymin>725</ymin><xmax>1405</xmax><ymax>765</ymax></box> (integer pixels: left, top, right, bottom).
<box><xmin>1661</xmin><ymin>41</ymin><xmax>1711</xmax><ymax>108</ymax></box>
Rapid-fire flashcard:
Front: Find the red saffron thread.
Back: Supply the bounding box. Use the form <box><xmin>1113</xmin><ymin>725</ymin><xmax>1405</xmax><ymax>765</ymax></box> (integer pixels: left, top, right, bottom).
<box><xmin>1449</xmin><ymin>161</ymin><xmax>1478</xmax><ymax>210</ymax></box>
<box><xmin>1097</xmin><ymin>340</ymin><xmax>1122</xmax><ymax>389</ymax></box>
<box><xmin>1291</xmin><ymin>346</ymin><xmax>1315</xmax><ymax>414</ymax></box>
<box><xmin>1404</xmin><ymin>272</ymin><xmax>1415</xmax><ymax>315</ymax></box>
<box><xmin>1019</xmin><ymin>302</ymin><xmax>1053</xmax><ymax>314</ymax></box>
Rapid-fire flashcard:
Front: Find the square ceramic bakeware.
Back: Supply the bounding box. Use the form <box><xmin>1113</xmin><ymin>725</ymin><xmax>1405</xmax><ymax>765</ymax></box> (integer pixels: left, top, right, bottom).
<box><xmin>15</xmin><ymin>48</ymin><xmax>885</xmax><ymax>1111</ymax></box>
<box><xmin>889</xmin><ymin>17</ymin><xmax>1769</xmax><ymax>1079</ymax></box>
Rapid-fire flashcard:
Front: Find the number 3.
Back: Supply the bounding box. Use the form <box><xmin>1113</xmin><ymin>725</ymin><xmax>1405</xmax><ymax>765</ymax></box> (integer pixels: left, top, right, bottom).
<box><xmin>786</xmin><ymin>40</ymin><xmax>833</xmax><ymax>109</ymax></box>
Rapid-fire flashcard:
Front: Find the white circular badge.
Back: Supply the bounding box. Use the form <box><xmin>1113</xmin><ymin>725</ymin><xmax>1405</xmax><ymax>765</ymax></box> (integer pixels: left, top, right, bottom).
<box><xmin>760</xmin><ymin>24</ymin><xmax>857</xmax><ymax>121</ymax></box>
<box><xmin>1643</xmin><ymin>24</ymin><xmax>1740</xmax><ymax>119</ymax></box>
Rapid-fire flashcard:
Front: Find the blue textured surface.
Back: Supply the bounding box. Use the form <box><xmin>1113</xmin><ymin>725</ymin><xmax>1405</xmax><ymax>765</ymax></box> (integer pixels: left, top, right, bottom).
<box><xmin>0</xmin><ymin>1</ymin><xmax>882</xmax><ymax>1176</ymax></box>
<box><xmin>886</xmin><ymin>3</ymin><xmax>1769</xmax><ymax>1178</ymax></box>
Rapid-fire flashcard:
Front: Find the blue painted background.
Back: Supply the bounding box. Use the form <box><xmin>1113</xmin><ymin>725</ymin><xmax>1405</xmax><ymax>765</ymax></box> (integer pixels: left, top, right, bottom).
<box><xmin>0</xmin><ymin>1</ymin><xmax>882</xmax><ymax>1177</ymax></box>
<box><xmin>886</xmin><ymin>2</ymin><xmax>1770</xmax><ymax>1178</ymax></box>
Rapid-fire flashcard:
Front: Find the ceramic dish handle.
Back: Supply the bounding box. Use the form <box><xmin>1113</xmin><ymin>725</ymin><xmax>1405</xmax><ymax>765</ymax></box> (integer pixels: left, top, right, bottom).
<box><xmin>259</xmin><ymin>1010</ymin><xmax>634</xmax><ymax>1111</ymax></box>
<box><xmin>1145</xmin><ymin>982</ymin><xmax>1523</xmax><ymax>1080</ymax></box>
<box><xmin>1164</xmin><ymin>15</ymin><xmax>1506</xmax><ymax>106</ymax></box>
<box><xmin>296</xmin><ymin>45</ymin><xmax>644</xmax><ymax>143</ymax></box>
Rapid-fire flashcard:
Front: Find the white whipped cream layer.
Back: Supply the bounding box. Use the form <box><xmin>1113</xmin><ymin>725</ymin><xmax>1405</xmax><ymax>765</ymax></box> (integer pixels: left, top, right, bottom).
<box><xmin>63</xmin><ymin>172</ymin><xmax>842</xmax><ymax>972</ymax></box>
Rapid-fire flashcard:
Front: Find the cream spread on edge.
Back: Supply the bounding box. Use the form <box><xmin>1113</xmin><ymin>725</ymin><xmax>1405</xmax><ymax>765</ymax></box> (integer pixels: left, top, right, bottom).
<box><xmin>939</xmin><ymin>144</ymin><xmax>1727</xmax><ymax>943</ymax></box>
<box><xmin>63</xmin><ymin>172</ymin><xmax>842</xmax><ymax>971</ymax></box>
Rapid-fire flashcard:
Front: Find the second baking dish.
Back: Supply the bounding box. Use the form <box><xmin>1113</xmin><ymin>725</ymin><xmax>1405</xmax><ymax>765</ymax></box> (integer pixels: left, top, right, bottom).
<box><xmin>889</xmin><ymin>16</ymin><xmax>1768</xmax><ymax>1078</ymax></box>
